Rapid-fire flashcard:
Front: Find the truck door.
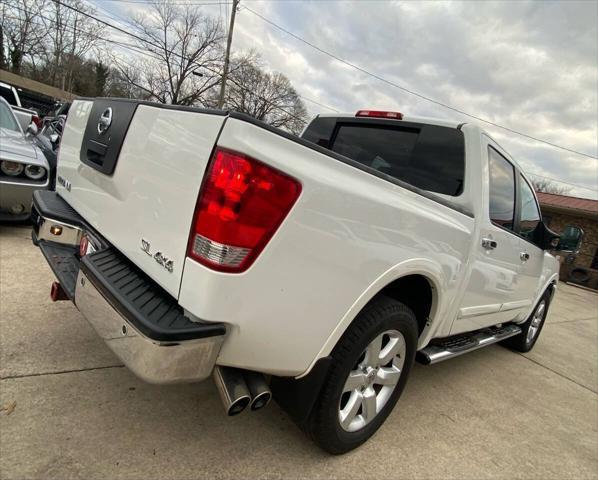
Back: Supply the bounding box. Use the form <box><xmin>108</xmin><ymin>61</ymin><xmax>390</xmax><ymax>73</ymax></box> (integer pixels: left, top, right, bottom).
<box><xmin>452</xmin><ymin>140</ymin><xmax>529</xmax><ymax>334</ymax></box>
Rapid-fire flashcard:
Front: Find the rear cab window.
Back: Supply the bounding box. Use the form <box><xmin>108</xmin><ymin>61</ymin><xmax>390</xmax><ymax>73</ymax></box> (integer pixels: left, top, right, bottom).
<box><xmin>302</xmin><ymin>118</ymin><xmax>465</xmax><ymax>196</ymax></box>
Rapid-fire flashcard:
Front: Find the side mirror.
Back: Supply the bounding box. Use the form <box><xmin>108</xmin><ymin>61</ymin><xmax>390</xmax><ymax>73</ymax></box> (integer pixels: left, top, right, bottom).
<box><xmin>556</xmin><ymin>225</ymin><xmax>584</xmax><ymax>253</ymax></box>
<box><xmin>26</xmin><ymin>122</ymin><xmax>38</xmax><ymax>136</ymax></box>
<box><xmin>536</xmin><ymin>221</ymin><xmax>561</xmax><ymax>251</ymax></box>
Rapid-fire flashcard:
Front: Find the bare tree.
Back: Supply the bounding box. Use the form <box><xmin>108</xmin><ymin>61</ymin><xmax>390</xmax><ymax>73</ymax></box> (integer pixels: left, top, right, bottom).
<box><xmin>1</xmin><ymin>0</ymin><xmax>103</xmax><ymax>92</ymax></box>
<box><xmin>2</xmin><ymin>0</ymin><xmax>309</xmax><ymax>122</ymax></box>
<box><xmin>112</xmin><ymin>2</ymin><xmax>225</xmax><ymax>105</ymax></box>
<box><xmin>43</xmin><ymin>0</ymin><xmax>103</xmax><ymax>91</ymax></box>
<box><xmin>531</xmin><ymin>177</ymin><xmax>572</xmax><ymax>195</ymax></box>
<box><xmin>1</xmin><ymin>0</ymin><xmax>49</xmax><ymax>74</ymax></box>
<box><xmin>222</xmin><ymin>58</ymin><xmax>308</xmax><ymax>134</ymax></box>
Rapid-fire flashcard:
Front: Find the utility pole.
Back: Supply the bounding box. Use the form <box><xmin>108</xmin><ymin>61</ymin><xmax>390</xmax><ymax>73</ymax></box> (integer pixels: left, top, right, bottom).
<box><xmin>218</xmin><ymin>0</ymin><xmax>239</xmax><ymax>109</ymax></box>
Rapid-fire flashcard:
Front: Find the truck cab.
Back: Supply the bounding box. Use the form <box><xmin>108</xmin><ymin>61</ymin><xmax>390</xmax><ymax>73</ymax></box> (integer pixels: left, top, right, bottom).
<box><xmin>302</xmin><ymin>112</ymin><xmax>559</xmax><ymax>337</ymax></box>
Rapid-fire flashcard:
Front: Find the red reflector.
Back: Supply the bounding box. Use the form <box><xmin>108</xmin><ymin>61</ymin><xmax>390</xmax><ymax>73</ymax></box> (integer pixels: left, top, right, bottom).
<box><xmin>50</xmin><ymin>281</ymin><xmax>68</xmax><ymax>301</ymax></box>
<box><xmin>79</xmin><ymin>235</ymin><xmax>89</xmax><ymax>257</ymax></box>
<box><xmin>188</xmin><ymin>148</ymin><xmax>301</xmax><ymax>272</ymax></box>
<box><xmin>356</xmin><ymin>110</ymin><xmax>403</xmax><ymax>120</ymax></box>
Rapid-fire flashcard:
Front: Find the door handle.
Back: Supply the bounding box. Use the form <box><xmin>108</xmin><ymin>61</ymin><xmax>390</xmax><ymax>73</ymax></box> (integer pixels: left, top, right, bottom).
<box><xmin>482</xmin><ymin>238</ymin><xmax>497</xmax><ymax>250</ymax></box>
<box><xmin>520</xmin><ymin>252</ymin><xmax>530</xmax><ymax>262</ymax></box>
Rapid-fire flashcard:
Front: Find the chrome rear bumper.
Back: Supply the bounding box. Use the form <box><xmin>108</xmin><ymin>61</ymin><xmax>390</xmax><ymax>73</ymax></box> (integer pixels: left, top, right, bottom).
<box><xmin>75</xmin><ymin>270</ymin><xmax>223</xmax><ymax>384</ymax></box>
<box><xmin>32</xmin><ymin>190</ymin><xmax>226</xmax><ymax>384</ymax></box>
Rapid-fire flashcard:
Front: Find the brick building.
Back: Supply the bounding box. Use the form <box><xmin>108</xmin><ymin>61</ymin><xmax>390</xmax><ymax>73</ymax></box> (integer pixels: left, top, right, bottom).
<box><xmin>537</xmin><ymin>192</ymin><xmax>598</xmax><ymax>289</ymax></box>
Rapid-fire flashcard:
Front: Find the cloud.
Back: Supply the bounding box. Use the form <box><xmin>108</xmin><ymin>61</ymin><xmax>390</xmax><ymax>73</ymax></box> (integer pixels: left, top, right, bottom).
<box><xmin>95</xmin><ymin>0</ymin><xmax>598</xmax><ymax>198</ymax></box>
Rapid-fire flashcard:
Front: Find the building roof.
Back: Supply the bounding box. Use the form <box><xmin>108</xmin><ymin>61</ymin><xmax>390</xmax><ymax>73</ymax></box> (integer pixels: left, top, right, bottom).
<box><xmin>537</xmin><ymin>192</ymin><xmax>598</xmax><ymax>216</ymax></box>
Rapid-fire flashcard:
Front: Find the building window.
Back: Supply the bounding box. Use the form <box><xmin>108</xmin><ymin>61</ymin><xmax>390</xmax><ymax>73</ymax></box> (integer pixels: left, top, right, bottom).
<box><xmin>591</xmin><ymin>248</ymin><xmax>598</xmax><ymax>270</ymax></box>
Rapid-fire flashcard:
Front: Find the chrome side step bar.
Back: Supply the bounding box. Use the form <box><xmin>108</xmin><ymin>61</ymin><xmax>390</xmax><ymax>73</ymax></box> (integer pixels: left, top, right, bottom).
<box><xmin>417</xmin><ymin>324</ymin><xmax>522</xmax><ymax>365</ymax></box>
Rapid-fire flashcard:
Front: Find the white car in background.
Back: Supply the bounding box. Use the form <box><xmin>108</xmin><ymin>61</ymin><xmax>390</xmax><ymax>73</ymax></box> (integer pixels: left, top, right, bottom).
<box><xmin>0</xmin><ymin>81</ymin><xmax>41</xmax><ymax>132</ymax></box>
<box><xmin>0</xmin><ymin>97</ymin><xmax>50</xmax><ymax>221</ymax></box>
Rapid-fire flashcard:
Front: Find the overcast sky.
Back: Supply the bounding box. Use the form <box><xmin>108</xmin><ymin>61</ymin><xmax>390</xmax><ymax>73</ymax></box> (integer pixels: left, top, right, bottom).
<box><xmin>95</xmin><ymin>0</ymin><xmax>598</xmax><ymax>199</ymax></box>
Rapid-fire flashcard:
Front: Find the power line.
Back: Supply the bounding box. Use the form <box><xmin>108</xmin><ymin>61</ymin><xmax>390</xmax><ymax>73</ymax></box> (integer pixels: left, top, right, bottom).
<box><xmin>47</xmin><ymin>0</ymin><xmax>330</xmax><ymax>116</ymax></box>
<box><xmin>84</xmin><ymin>24</ymin><xmax>586</xmax><ymax>186</ymax></box>
<box><xmin>101</xmin><ymin>1</ymin><xmax>231</xmax><ymax>4</ymax></box>
<box><xmin>11</xmin><ymin>2</ymin><xmax>593</xmax><ymax>192</ymax></box>
<box><xmin>86</xmin><ymin>0</ymin><xmax>144</xmax><ymax>32</ymax></box>
<box><xmin>242</xmin><ymin>5</ymin><xmax>598</xmax><ymax>160</ymax></box>
<box><xmin>299</xmin><ymin>95</ymin><xmax>339</xmax><ymax>112</ymax></box>
<box><xmin>10</xmin><ymin>1</ymin><xmax>306</xmax><ymax>122</ymax></box>
<box><xmin>87</xmin><ymin>0</ymin><xmax>598</xmax><ymax>154</ymax></box>
<box><xmin>5</xmin><ymin>7</ymin><xmax>152</xmax><ymax>59</ymax></box>
<box><xmin>83</xmin><ymin>0</ymin><xmax>337</xmax><ymax>113</ymax></box>
<box><xmin>44</xmin><ymin>0</ymin><xmax>309</xmax><ymax>122</ymax></box>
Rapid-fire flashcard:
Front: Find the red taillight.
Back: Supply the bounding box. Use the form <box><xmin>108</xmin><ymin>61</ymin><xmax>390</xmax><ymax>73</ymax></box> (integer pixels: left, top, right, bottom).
<box><xmin>188</xmin><ymin>148</ymin><xmax>301</xmax><ymax>272</ymax></box>
<box><xmin>355</xmin><ymin>110</ymin><xmax>403</xmax><ymax>120</ymax></box>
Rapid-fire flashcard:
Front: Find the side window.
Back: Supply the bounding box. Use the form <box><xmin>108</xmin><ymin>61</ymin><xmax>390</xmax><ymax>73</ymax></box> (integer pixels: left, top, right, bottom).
<box><xmin>488</xmin><ymin>147</ymin><xmax>515</xmax><ymax>230</ymax></box>
<box><xmin>519</xmin><ymin>176</ymin><xmax>541</xmax><ymax>239</ymax></box>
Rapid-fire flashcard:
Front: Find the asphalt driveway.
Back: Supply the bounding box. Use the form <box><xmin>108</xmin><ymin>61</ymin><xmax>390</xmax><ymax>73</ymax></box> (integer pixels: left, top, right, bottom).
<box><xmin>1</xmin><ymin>224</ymin><xmax>597</xmax><ymax>479</ymax></box>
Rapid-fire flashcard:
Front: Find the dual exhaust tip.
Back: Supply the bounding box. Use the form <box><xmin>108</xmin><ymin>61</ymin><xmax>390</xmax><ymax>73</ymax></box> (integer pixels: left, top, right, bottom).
<box><xmin>214</xmin><ymin>366</ymin><xmax>272</xmax><ymax>416</ymax></box>
<box><xmin>52</xmin><ymin>278</ymin><xmax>270</xmax><ymax>416</ymax></box>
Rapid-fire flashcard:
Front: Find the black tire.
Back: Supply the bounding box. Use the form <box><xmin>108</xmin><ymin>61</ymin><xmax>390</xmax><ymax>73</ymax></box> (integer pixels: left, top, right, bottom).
<box><xmin>502</xmin><ymin>291</ymin><xmax>551</xmax><ymax>353</ymax></box>
<box><xmin>569</xmin><ymin>267</ymin><xmax>590</xmax><ymax>284</ymax></box>
<box><xmin>306</xmin><ymin>296</ymin><xmax>418</xmax><ymax>454</ymax></box>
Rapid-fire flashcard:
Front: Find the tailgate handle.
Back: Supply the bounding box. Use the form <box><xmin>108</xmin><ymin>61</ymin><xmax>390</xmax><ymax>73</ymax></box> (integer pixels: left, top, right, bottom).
<box><xmin>86</xmin><ymin>140</ymin><xmax>108</xmax><ymax>166</ymax></box>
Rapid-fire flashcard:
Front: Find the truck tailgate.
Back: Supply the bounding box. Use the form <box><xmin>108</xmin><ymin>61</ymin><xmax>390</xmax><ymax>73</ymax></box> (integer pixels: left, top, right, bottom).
<box><xmin>56</xmin><ymin>99</ymin><xmax>227</xmax><ymax>298</ymax></box>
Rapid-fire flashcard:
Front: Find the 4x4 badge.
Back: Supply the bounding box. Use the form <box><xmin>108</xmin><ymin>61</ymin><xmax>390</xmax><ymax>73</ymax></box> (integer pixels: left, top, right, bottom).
<box><xmin>141</xmin><ymin>238</ymin><xmax>174</xmax><ymax>273</ymax></box>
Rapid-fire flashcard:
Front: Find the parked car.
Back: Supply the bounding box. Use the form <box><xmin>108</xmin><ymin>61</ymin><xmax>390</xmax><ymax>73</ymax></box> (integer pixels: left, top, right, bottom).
<box><xmin>33</xmin><ymin>104</ymin><xmax>70</xmax><ymax>188</ymax></box>
<box><xmin>39</xmin><ymin>103</ymin><xmax>69</xmax><ymax>156</ymax></box>
<box><xmin>0</xmin><ymin>81</ymin><xmax>41</xmax><ymax>131</ymax></box>
<box><xmin>0</xmin><ymin>98</ymin><xmax>50</xmax><ymax>221</ymax></box>
<box><xmin>31</xmin><ymin>99</ymin><xmax>561</xmax><ymax>453</ymax></box>
<box><xmin>30</xmin><ymin>127</ymin><xmax>59</xmax><ymax>190</ymax></box>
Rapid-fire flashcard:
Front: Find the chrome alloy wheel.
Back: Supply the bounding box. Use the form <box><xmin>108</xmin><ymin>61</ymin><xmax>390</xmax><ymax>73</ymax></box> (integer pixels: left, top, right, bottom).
<box><xmin>338</xmin><ymin>329</ymin><xmax>406</xmax><ymax>432</ymax></box>
<box><xmin>526</xmin><ymin>300</ymin><xmax>546</xmax><ymax>344</ymax></box>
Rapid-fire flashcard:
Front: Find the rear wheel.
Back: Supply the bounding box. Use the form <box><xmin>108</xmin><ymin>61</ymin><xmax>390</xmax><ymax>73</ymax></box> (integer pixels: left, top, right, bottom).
<box><xmin>502</xmin><ymin>291</ymin><xmax>551</xmax><ymax>353</ymax></box>
<box><xmin>306</xmin><ymin>296</ymin><xmax>418</xmax><ymax>454</ymax></box>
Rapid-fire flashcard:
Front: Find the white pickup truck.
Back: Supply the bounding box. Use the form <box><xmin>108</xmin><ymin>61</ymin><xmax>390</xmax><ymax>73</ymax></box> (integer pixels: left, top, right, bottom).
<box><xmin>31</xmin><ymin>99</ymin><xmax>561</xmax><ymax>453</ymax></box>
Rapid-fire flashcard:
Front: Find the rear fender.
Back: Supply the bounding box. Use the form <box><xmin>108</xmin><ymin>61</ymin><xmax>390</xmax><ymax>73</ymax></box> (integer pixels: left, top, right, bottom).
<box><xmin>297</xmin><ymin>258</ymin><xmax>445</xmax><ymax>379</ymax></box>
